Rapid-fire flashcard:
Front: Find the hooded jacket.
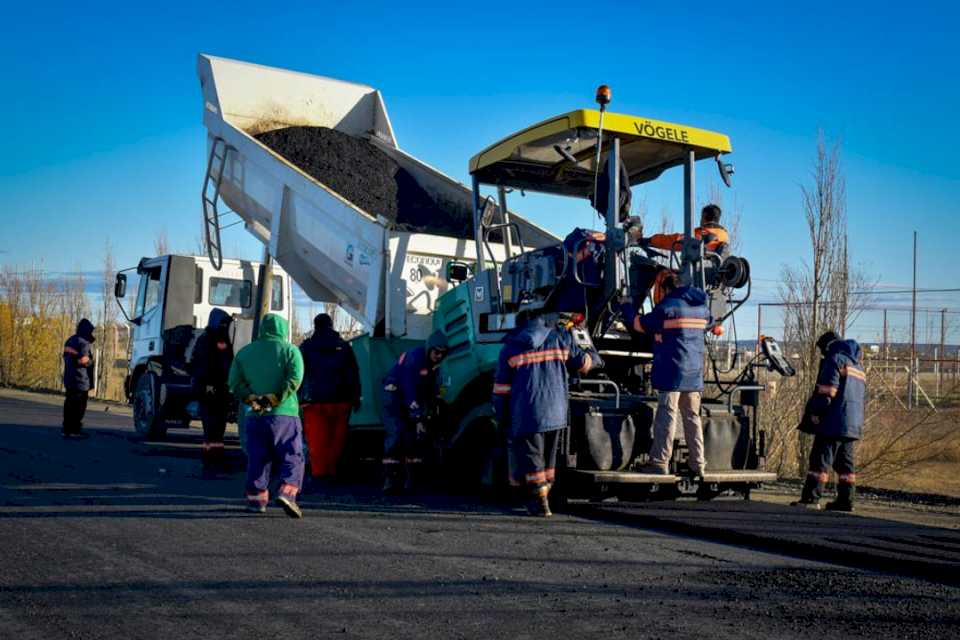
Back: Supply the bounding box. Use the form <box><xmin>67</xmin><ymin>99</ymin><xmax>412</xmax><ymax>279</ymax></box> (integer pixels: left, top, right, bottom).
<box><xmin>228</xmin><ymin>314</ymin><xmax>303</xmax><ymax>417</ymax></box>
<box><xmin>382</xmin><ymin>346</ymin><xmax>439</xmax><ymax>420</ymax></box>
<box><xmin>192</xmin><ymin>308</ymin><xmax>234</xmax><ymax>397</ymax></box>
<box><xmin>492</xmin><ymin>316</ymin><xmax>590</xmax><ymax>436</ymax></box>
<box><xmin>554</xmin><ymin>228</ymin><xmax>605</xmax><ymax>312</ymax></box>
<box><xmin>635</xmin><ymin>286</ymin><xmax>711</xmax><ymax>392</ymax></box>
<box><xmin>63</xmin><ymin>319</ymin><xmax>95</xmax><ymax>392</ymax></box>
<box><xmin>811</xmin><ymin>339</ymin><xmax>866</xmax><ymax>440</ymax></box>
<box><xmin>299</xmin><ymin>327</ymin><xmax>361</xmax><ymax>406</ymax></box>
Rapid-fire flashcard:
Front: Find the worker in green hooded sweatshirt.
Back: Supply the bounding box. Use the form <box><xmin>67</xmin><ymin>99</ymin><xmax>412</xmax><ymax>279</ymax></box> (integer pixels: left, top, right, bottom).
<box><xmin>228</xmin><ymin>313</ymin><xmax>306</xmax><ymax>518</ymax></box>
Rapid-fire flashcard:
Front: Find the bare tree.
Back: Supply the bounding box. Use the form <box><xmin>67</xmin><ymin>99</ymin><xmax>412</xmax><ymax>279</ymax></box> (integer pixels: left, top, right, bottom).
<box><xmin>768</xmin><ymin>130</ymin><xmax>874</xmax><ymax>474</ymax></box>
<box><xmin>154</xmin><ymin>230</ymin><xmax>169</xmax><ymax>256</ymax></box>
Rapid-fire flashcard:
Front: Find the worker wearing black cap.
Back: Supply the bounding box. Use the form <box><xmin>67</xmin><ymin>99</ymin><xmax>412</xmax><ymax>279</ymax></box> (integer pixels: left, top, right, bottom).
<box><xmin>647</xmin><ymin>204</ymin><xmax>730</xmax><ymax>254</ymax></box>
<box><xmin>380</xmin><ymin>330</ymin><xmax>449</xmax><ymax>493</ymax></box>
<box><xmin>792</xmin><ymin>331</ymin><xmax>866</xmax><ymax>512</ymax></box>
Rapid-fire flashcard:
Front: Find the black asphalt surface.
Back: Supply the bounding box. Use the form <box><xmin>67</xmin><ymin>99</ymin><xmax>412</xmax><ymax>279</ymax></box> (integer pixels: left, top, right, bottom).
<box><xmin>1</xmin><ymin>393</ymin><xmax>959</xmax><ymax>639</ymax></box>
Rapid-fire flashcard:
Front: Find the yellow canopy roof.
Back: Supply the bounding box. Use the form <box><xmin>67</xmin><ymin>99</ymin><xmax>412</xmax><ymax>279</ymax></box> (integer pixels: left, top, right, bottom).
<box><xmin>469</xmin><ymin>109</ymin><xmax>732</xmax><ymax>197</ymax></box>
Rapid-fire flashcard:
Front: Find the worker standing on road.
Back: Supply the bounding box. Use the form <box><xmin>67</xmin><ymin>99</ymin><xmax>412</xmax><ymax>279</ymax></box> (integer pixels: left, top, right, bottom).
<box><xmin>228</xmin><ymin>313</ymin><xmax>305</xmax><ymax>518</ymax></box>
<box><xmin>191</xmin><ymin>308</ymin><xmax>234</xmax><ymax>471</ymax></box>
<box><xmin>647</xmin><ymin>204</ymin><xmax>729</xmax><ymax>254</ymax></box>
<box><xmin>299</xmin><ymin>313</ymin><xmax>361</xmax><ymax>487</ymax></box>
<box><xmin>62</xmin><ymin>318</ymin><xmax>96</xmax><ymax>439</ymax></box>
<box><xmin>493</xmin><ymin>312</ymin><xmax>596</xmax><ymax>517</ymax></box>
<box><xmin>792</xmin><ymin>331</ymin><xmax>866</xmax><ymax>512</ymax></box>
<box><xmin>634</xmin><ymin>273</ymin><xmax>711</xmax><ymax>476</ymax></box>
<box><xmin>380</xmin><ymin>330</ymin><xmax>448</xmax><ymax>494</ymax></box>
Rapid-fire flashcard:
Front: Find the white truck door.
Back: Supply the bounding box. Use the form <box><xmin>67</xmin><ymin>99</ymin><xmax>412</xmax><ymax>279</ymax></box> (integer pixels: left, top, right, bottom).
<box><xmin>130</xmin><ymin>259</ymin><xmax>168</xmax><ymax>367</ymax></box>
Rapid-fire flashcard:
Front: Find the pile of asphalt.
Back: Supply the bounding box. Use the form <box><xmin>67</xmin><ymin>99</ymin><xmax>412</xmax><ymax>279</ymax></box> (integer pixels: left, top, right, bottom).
<box><xmin>255</xmin><ymin>126</ymin><xmax>473</xmax><ymax>238</ymax></box>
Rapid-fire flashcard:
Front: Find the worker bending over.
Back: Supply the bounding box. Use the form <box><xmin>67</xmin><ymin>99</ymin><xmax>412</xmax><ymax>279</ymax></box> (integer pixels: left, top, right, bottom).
<box><xmin>228</xmin><ymin>313</ymin><xmax>305</xmax><ymax>518</ymax></box>
<box><xmin>493</xmin><ymin>311</ymin><xmax>597</xmax><ymax>517</ymax></box>
<box><xmin>792</xmin><ymin>331</ymin><xmax>865</xmax><ymax>512</ymax></box>
<box><xmin>380</xmin><ymin>330</ymin><xmax>449</xmax><ymax>494</ymax></box>
<box><xmin>634</xmin><ymin>273</ymin><xmax>711</xmax><ymax>476</ymax></box>
<box><xmin>647</xmin><ymin>204</ymin><xmax>729</xmax><ymax>254</ymax></box>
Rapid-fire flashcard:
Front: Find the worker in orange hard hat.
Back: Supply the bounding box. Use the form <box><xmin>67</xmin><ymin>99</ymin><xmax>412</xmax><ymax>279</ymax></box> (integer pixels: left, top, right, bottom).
<box><xmin>647</xmin><ymin>204</ymin><xmax>729</xmax><ymax>254</ymax></box>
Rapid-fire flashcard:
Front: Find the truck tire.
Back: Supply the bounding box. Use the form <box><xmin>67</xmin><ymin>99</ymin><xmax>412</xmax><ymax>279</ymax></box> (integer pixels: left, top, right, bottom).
<box><xmin>445</xmin><ymin>402</ymin><xmax>506</xmax><ymax>490</ymax></box>
<box><xmin>133</xmin><ymin>371</ymin><xmax>167</xmax><ymax>440</ymax></box>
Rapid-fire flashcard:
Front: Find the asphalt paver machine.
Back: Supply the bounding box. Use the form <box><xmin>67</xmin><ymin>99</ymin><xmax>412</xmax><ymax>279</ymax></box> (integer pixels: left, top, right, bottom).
<box><xmin>433</xmin><ymin>89</ymin><xmax>794</xmax><ymax>500</ymax></box>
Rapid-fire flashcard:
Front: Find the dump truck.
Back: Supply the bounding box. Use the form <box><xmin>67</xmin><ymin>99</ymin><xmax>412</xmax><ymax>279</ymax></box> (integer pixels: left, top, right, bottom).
<box><xmin>196</xmin><ymin>54</ymin><xmax>556</xmax><ymax>440</ymax></box>
<box><xmin>113</xmin><ymin>254</ymin><xmax>294</xmax><ymax>438</ymax></box>
<box><xmin>196</xmin><ymin>56</ymin><xmax>793</xmax><ymax>498</ymax></box>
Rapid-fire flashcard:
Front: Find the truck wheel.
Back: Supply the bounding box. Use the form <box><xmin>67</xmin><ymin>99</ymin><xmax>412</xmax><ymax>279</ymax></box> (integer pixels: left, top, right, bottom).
<box><xmin>133</xmin><ymin>372</ymin><xmax>167</xmax><ymax>440</ymax></box>
<box><xmin>445</xmin><ymin>403</ymin><xmax>505</xmax><ymax>490</ymax></box>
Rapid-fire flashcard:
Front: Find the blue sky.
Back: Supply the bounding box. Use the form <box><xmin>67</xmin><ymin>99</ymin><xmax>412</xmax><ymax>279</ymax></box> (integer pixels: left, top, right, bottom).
<box><xmin>2</xmin><ymin>1</ymin><xmax>958</xmax><ymax>340</ymax></box>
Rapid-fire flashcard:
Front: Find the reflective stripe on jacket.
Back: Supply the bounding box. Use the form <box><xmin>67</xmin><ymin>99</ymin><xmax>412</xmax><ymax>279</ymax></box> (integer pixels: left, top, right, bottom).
<box><xmin>492</xmin><ymin>317</ymin><xmax>588</xmax><ymax>436</ymax></box>
<box><xmin>634</xmin><ymin>286</ymin><xmax>711</xmax><ymax>392</ymax></box>
<box><xmin>813</xmin><ymin>339</ymin><xmax>865</xmax><ymax>440</ymax></box>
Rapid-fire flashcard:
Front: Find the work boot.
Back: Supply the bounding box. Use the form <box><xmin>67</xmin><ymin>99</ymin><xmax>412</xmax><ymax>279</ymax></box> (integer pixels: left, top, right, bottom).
<box><xmin>638</xmin><ymin>462</ymin><xmax>669</xmax><ymax>475</ymax></box>
<box><xmin>825</xmin><ymin>482</ymin><xmax>855</xmax><ymax>512</ymax></box>
<box><xmin>245</xmin><ymin>502</ymin><xmax>267</xmax><ymax>514</ymax></box>
<box><xmin>382</xmin><ymin>466</ymin><xmax>403</xmax><ymax>495</ymax></box>
<box><xmin>792</xmin><ymin>471</ymin><xmax>824</xmax><ymax>509</ymax></box>
<box><xmin>525</xmin><ymin>485</ymin><xmax>552</xmax><ymax>518</ymax></box>
<box><xmin>276</xmin><ymin>495</ymin><xmax>303</xmax><ymax>519</ymax></box>
<box><xmin>790</xmin><ymin>499</ymin><xmax>822</xmax><ymax>510</ymax></box>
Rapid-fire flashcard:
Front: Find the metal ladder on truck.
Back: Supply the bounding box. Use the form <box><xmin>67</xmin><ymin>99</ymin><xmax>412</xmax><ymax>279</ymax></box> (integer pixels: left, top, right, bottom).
<box><xmin>201</xmin><ymin>137</ymin><xmax>235</xmax><ymax>271</ymax></box>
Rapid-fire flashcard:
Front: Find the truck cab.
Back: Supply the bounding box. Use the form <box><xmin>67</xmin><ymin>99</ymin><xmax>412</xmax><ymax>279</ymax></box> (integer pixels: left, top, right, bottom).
<box><xmin>115</xmin><ymin>254</ymin><xmax>293</xmax><ymax>438</ymax></box>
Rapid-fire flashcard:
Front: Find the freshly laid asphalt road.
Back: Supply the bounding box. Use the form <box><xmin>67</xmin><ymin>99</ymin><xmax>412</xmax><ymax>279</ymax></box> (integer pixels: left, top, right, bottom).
<box><xmin>1</xmin><ymin>392</ymin><xmax>958</xmax><ymax>640</ymax></box>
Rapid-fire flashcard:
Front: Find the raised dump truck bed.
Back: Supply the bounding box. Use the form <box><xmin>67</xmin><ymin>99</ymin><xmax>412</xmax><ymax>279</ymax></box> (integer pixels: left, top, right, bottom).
<box><xmin>197</xmin><ymin>54</ymin><xmax>555</xmax><ymax>339</ymax></box>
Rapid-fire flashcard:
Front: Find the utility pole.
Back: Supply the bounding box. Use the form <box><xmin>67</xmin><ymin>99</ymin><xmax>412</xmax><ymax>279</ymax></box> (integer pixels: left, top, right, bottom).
<box><xmin>940</xmin><ymin>308</ymin><xmax>947</xmax><ymax>400</ymax></box>
<box><xmin>882</xmin><ymin>309</ymin><xmax>888</xmax><ymax>362</ymax></box>
<box><xmin>909</xmin><ymin>231</ymin><xmax>917</xmax><ymax>408</ymax></box>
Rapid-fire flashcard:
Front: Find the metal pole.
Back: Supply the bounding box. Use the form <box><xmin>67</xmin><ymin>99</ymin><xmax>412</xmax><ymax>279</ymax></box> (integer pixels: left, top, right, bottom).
<box><xmin>472</xmin><ymin>175</ymin><xmax>485</xmax><ymax>272</ymax></box>
<box><xmin>683</xmin><ymin>148</ymin><xmax>697</xmax><ymax>285</ymax></box>
<box><xmin>910</xmin><ymin>231</ymin><xmax>917</xmax><ymax>408</ymax></box>
<box><xmin>882</xmin><ymin>309</ymin><xmax>888</xmax><ymax>362</ymax></box>
<box><xmin>940</xmin><ymin>308</ymin><xmax>947</xmax><ymax>400</ymax></box>
<box><xmin>756</xmin><ymin>304</ymin><xmax>763</xmax><ymax>354</ymax></box>
<box><xmin>497</xmin><ymin>185</ymin><xmax>513</xmax><ymax>257</ymax></box>
<box><xmin>603</xmin><ymin>137</ymin><xmax>621</xmax><ymax>304</ymax></box>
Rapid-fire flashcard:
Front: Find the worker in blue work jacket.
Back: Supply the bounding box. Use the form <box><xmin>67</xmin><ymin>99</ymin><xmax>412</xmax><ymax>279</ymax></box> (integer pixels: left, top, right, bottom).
<box><xmin>633</xmin><ymin>272</ymin><xmax>712</xmax><ymax>476</ymax></box>
<box><xmin>62</xmin><ymin>318</ymin><xmax>96</xmax><ymax>439</ymax></box>
<box><xmin>493</xmin><ymin>311</ymin><xmax>597</xmax><ymax>517</ymax></box>
<box><xmin>380</xmin><ymin>330</ymin><xmax>449</xmax><ymax>494</ymax></box>
<box><xmin>792</xmin><ymin>331</ymin><xmax>866</xmax><ymax>512</ymax></box>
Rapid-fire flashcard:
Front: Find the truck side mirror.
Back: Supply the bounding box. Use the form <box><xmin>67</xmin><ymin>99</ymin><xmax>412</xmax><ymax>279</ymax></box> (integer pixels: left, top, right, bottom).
<box><xmin>446</xmin><ymin>261</ymin><xmax>471</xmax><ymax>283</ymax></box>
<box><xmin>114</xmin><ymin>273</ymin><xmax>127</xmax><ymax>299</ymax></box>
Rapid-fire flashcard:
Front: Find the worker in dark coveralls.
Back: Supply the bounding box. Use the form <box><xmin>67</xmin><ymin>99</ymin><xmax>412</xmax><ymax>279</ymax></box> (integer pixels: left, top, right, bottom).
<box><xmin>299</xmin><ymin>313</ymin><xmax>361</xmax><ymax>484</ymax></box>
<box><xmin>633</xmin><ymin>273</ymin><xmax>711</xmax><ymax>476</ymax></box>
<box><xmin>553</xmin><ymin>228</ymin><xmax>606</xmax><ymax>313</ymax></box>
<box><xmin>62</xmin><ymin>318</ymin><xmax>96</xmax><ymax>439</ymax></box>
<box><xmin>380</xmin><ymin>330</ymin><xmax>449</xmax><ymax>494</ymax></box>
<box><xmin>792</xmin><ymin>331</ymin><xmax>866</xmax><ymax>512</ymax></box>
<box><xmin>191</xmin><ymin>308</ymin><xmax>234</xmax><ymax>471</ymax></box>
<box><xmin>228</xmin><ymin>313</ymin><xmax>305</xmax><ymax>518</ymax></box>
<box><xmin>493</xmin><ymin>312</ymin><xmax>596</xmax><ymax>517</ymax></box>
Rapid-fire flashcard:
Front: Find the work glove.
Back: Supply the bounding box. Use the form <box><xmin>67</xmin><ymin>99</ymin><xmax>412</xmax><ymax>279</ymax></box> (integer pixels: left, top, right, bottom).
<box><xmin>259</xmin><ymin>394</ymin><xmax>280</xmax><ymax>409</ymax></box>
<box><xmin>244</xmin><ymin>395</ymin><xmax>264</xmax><ymax>413</ymax></box>
<box><xmin>415</xmin><ymin>422</ymin><xmax>428</xmax><ymax>439</ymax></box>
<box><xmin>205</xmin><ymin>385</ymin><xmax>217</xmax><ymax>397</ymax></box>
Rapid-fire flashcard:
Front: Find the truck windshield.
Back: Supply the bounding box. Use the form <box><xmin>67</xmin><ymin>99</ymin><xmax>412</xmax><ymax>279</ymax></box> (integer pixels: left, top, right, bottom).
<box><xmin>209</xmin><ymin>277</ymin><xmax>253</xmax><ymax>308</ymax></box>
